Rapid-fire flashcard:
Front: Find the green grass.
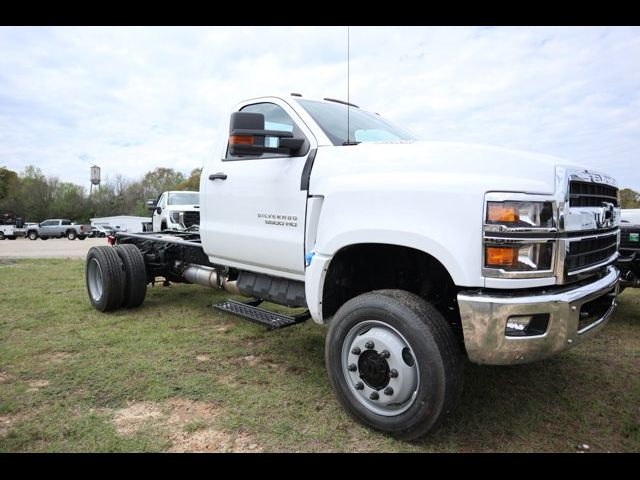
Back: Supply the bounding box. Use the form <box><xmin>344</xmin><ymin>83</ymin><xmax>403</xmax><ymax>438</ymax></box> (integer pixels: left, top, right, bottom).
<box><xmin>0</xmin><ymin>258</ymin><xmax>638</xmax><ymax>452</ymax></box>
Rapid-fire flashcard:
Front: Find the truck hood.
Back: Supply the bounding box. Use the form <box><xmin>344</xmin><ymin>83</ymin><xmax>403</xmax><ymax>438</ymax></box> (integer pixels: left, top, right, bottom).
<box><xmin>311</xmin><ymin>140</ymin><xmax>584</xmax><ymax>195</ymax></box>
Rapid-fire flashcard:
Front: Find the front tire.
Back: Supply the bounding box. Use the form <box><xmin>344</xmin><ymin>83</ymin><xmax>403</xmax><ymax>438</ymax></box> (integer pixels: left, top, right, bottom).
<box><xmin>0</xmin><ymin>231</ymin><xmax>5</xmax><ymax>240</ymax></box>
<box><xmin>77</xmin><ymin>235</ymin><xmax>86</xmax><ymax>240</ymax></box>
<box><xmin>325</xmin><ymin>289</ymin><xmax>463</xmax><ymax>440</ymax></box>
<box><xmin>28</xmin><ymin>231</ymin><xmax>38</xmax><ymax>240</ymax></box>
<box><xmin>85</xmin><ymin>246</ymin><xmax>126</xmax><ymax>312</ymax></box>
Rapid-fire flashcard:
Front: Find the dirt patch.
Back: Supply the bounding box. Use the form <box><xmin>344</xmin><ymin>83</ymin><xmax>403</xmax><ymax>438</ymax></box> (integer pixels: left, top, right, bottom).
<box><xmin>243</xmin><ymin>355</ymin><xmax>259</xmax><ymax>366</ymax></box>
<box><xmin>215</xmin><ymin>323</ymin><xmax>234</xmax><ymax>333</ymax></box>
<box><xmin>41</xmin><ymin>351</ymin><xmax>74</xmax><ymax>363</ymax></box>
<box><xmin>196</xmin><ymin>354</ymin><xmax>210</xmax><ymax>362</ymax></box>
<box><xmin>0</xmin><ymin>413</ymin><xmax>21</xmax><ymax>437</ymax></box>
<box><xmin>0</xmin><ymin>409</ymin><xmax>41</xmax><ymax>437</ymax></box>
<box><xmin>110</xmin><ymin>398</ymin><xmax>259</xmax><ymax>452</ymax></box>
<box><xmin>169</xmin><ymin>428</ymin><xmax>261</xmax><ymax>453</ymax></box>
<box><xmin>0</xmin><ymin>371</ymin><xmax>13</xmax><ymax>384</ymax></box>
<box><xmin>112</xmin><ymin>401</ymin><xmax>163</xmax><ymax>435</ymax></box>
<box><xmin>27</xmin><ymin>379</ymin><xmax>50</xmax><ymax>390</ymax></box>
<box><xmin>164</xmin><ymin>398</ymin><xmax>221</xmax><ymax>426</ymax></box>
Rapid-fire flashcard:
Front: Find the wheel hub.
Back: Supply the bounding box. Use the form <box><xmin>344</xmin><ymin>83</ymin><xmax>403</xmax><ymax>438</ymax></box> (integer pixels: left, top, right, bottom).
<box><xmin>342</xmin><ymin>321</ymin><xmax>420</xmax><ymax>417</ymax></box>
<box><xmin>358</xmin><ymin>350</ymin><xmax>390</xmax><ymax>390</ymax></box>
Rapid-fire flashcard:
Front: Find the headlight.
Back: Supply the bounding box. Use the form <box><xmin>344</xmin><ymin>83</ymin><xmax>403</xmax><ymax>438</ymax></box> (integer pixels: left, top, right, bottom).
<box><xmin>485</xmin><ymin>243</ymin><xmax>553</xmax><ymax>271</ymax></box>
<box><xmin>170</xmin><ymin>211</ymin><xmax>183</xmax><ymax>223</ymax></box>
<box><xmin>483</xmin><ymin>196</ymin><xmax>557</xmax><ymax>278</ymax></box>
<box><xmin>486</xmin><ymin>201</ymin><xmax>554</xmax><ymax>228</ymax></box>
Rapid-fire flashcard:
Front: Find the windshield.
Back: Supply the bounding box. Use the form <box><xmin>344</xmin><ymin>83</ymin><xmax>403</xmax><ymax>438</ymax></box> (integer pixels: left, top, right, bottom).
<box><xmin>168</xmin><ymin>192</ymin><xmax>199</xmax><ymax>205</ymax></box>
<box><xmin>297</xmin><ymin>99</ymin><xmax>417</xmax><ymax>146</ymax></box>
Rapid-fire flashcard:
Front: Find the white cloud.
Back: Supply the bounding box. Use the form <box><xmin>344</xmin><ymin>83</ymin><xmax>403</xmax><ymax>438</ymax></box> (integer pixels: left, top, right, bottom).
<box><xmin>0</xmin><ymin>26</ymin><xmax>638</xmax><ymax>190</ymax></box>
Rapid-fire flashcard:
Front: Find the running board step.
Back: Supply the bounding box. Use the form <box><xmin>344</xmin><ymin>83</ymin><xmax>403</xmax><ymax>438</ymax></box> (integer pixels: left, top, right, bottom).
<box><xmin>213</xmin><ymin>299</ymin><xmax>310</xmax><ymax>330</ymax></box>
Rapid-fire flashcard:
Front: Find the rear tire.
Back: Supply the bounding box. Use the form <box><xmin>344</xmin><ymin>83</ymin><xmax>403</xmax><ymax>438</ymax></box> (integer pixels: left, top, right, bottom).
<box><xmin>67</xmin><ymin>230</ymin><xmax>76</xmax><ymax>240</ymax></box>
<box><xmin>325</xmin><ymin>289</ymin><xmax>463</xmax><ymax>440</ymax></box>
<box><xmin>28</xmin><ymin>231</ymin><xmax>38</xmax><ymax>240</ymax></box>
<box><xmin>85</xmin><ymin>246</ymin><xmax>126</xmax><ymax>312</ymax></box>
<box><xmin>114</xmin><ymin>244</ymin><xmax>147</xmax><ymax>308</ymax></box>
<box><xmin>78</xmin><ymin>235</ymin><xmax>86</xmax><ymax>240</ymax></box>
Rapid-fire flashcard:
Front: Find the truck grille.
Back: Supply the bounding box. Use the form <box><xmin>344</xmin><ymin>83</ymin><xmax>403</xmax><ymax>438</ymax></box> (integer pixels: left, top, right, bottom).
<box><xmin>620</xmin><ymin>226</ymin><xmax>640</xmax><ymax>250</ymax></box>
<box><xmin>567</xmin><ymin>233</ymin><xmax>618</xmax><ymax>273</ymax></box>
<box><xmin>183</xmin><ymin>211</ymin><xmax>200</xmax><ymax>228</ymax></box>
<box><xmin>569</xmin><ymin>181</ymin><xmax>618</xmax><ymax>207</ymax></box>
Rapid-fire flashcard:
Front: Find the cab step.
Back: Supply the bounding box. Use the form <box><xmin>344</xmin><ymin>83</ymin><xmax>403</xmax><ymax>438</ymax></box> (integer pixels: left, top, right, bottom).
<box><xmin>213</xmin><ymin>299</ymin><xmax>310</xmax><ymax>330</ymax></box>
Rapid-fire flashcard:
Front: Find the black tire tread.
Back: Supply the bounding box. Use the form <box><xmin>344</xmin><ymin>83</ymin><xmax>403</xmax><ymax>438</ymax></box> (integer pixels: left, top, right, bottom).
<box><xmin>85</xmin><ymin>246</ymin><xmax>126</xmax><ymax>312</ymax></box>
<box><xmin>114</xmin><ymin>244</ymin><xmax>147</xmax><ymax>308</ymax></box>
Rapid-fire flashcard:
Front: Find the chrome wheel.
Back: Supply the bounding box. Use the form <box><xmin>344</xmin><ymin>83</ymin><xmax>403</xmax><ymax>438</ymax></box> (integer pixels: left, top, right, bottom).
<box><xmin>87</xmin><ymin>258</ymin><xmax>104</xmax><ymax>302</ymax></box>
<box><xmin>342</xmin><ymin>320</ymin><xmax>419</xmax><ymax>416</ymax></box>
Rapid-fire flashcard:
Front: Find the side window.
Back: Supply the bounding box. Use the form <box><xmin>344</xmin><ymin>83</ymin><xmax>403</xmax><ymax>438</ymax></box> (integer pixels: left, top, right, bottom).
<box><xmin>41</xmin><ymin>220</ymin><xmax>54</xmax><ymax>227</ymax></box>
<box><xmin>226</xmin><ymin>102</ymin><xmax>307</xmax><ymax>159</ymax></box>
<box><xmin>62</xmin><ymin>220</ymin><xmax>71</xmax><ymax>225</ymax></box>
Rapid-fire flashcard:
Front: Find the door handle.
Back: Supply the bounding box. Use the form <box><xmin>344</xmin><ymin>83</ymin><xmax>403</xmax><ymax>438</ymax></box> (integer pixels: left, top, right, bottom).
<box><xmin>209</xmin><ymin>172</ymin><xmax>228</xmax><ymax>181</ymax></box>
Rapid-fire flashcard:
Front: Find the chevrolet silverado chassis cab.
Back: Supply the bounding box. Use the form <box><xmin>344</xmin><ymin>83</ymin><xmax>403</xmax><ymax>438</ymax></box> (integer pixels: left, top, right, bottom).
<box><xmin>84</xmin><ymin>95</ymin><xmax>621</xmax><ymax>439</ymax></box>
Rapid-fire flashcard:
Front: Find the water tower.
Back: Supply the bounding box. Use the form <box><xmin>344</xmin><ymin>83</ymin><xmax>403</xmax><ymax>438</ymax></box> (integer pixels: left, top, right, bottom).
<box><xmin>90</xmin><ymin>165</ymin><xmax>101</xmax><ymax>196</ymax></box>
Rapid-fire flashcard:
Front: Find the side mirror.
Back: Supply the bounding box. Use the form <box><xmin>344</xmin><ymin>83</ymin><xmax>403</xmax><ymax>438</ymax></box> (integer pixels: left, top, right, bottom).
<box><xmin>228</xmin><ymin>112</ymin><xmax>304</xmax><ymax>157</ymax></box>
<box><xmin>156</xmin><ymin>207</ymin><xmax>162</xmax><ymax>214</ymax></box>
<box><xmin>147</xmin><ymin>199</ymin><xmax>157</xmax><ymax>211</ymax></box>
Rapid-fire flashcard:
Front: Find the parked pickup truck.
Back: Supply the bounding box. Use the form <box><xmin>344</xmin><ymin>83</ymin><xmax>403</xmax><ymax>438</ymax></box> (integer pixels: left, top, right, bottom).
<box><xmin>619</xmin><ymin>217</ymin><xmax>640</xmax><ymax>291</ymax></box>
<box><xmin>27</xmin><ymin>219</ymin><xmax>88</xmax><ymax>240</ymax></box>
<box><xmin>0</xmin><ymin>212</ymin><xmax>24</xmax><ymax>240</ymax></box>
<box><xmin>146</xmin><ymin>191</ymin><xmax>200</xmax><ymax>232</ymax></box>
<box><xmin>84</xmin><ymin>94</ymin><xmax>621</xmax><ymax>439</ymax></box>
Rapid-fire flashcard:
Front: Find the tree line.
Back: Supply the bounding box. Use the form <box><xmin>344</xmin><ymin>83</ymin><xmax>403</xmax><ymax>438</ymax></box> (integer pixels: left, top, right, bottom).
<box><xmin>0</xmin><ymin>165</ymin><xmax>202</xmax><ymax>224</ymax></box>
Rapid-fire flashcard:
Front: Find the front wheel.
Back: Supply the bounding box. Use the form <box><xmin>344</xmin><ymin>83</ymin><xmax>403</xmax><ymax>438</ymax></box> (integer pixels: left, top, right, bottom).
<box><xmin>28</xmin><ymin>231</ymin><xmax>38</xmax><ymax>240</ymax></box>
<box><xmin>77</xmin><ymin>235</ymin><xmax>86</xmax><ymax>240</ymax></box>
<box><xmin>325</xmin><ymin>289</ymin><xmax>463</xmax><ymax>440</ymax></box>
<box><xmin>0</xmin><ymin>232</ymin><xmax>5</xmax><ymax>240</ymax></box>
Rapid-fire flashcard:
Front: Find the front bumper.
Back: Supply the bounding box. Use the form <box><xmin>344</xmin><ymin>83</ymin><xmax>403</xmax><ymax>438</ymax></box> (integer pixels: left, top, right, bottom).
<box><xmin>457</xmin><ymin>265</ymin><xmax>619</xmax><ymax>365</ymax></box>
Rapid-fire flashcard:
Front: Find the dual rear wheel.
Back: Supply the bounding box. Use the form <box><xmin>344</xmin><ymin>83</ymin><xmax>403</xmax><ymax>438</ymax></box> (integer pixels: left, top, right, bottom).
<box><xmin>85</xmin><ymin>244</ymin><xmax>147</xmax><ymax>312</ymax></box>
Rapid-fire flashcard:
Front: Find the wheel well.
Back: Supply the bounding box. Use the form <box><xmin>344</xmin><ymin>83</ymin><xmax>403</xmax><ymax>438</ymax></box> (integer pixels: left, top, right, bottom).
<box><xmin>322</xmin><ymin>244</ymin><xmax>461</xmax><ymax>336</ymax></box>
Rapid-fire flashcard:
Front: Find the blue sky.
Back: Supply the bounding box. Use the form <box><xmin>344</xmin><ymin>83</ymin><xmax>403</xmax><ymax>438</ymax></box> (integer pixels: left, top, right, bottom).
<box><xmin>0</xmin><ymin>26</ymin><xmax>639</xmax><ymax>190</ymax></box>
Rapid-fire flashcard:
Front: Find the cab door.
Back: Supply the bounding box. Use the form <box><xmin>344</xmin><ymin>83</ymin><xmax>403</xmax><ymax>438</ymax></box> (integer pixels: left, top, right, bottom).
<box><xmin>202</xmin><ymin>99</ymin><xmax>316</xmax><ymax>279</ymax></box>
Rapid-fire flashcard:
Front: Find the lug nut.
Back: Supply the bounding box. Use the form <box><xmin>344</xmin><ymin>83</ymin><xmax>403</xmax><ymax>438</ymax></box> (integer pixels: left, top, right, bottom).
<box><xmin>355</xmin><ymin>381</ymin><xmax>364</xmax><ymax>390</ymax></box>
<box><xmin>384</xmin><ymin>387</ymin><xmax>394</xmax><ymax>396</ymax></box>
<box><xmin>348</xmin><ymin>363</ymin><xmax>357</xmax><ymax>372</ymax></box>
<box><xmin>380</xmin><ymin>350</ymin><xmax>390</xmax><ymax>359</ymax></box>
<box><xmin>365</xmin><ymin>341</ymin><xmax>375</xmax><ymax>349</ymax></box>
<box><xmin>369</xmin><ymin>392</ymin><xmax>379</xmax><ymax>400</ymax></box>
<box><xmin>389</xmin><ymin>369</ymin><xmax>398</xmax><ymax>378</ymax></box>
<box><xmin>351</xmin><ymin>347</ymin><xmax>361</xmax><ymax>355</ymax></box>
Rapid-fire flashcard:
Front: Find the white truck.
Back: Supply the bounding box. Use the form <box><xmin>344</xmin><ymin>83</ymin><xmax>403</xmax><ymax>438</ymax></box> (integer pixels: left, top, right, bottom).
<box><xmin>84</xmin><ymin>95</ymin><xmax>621</xmax><ymax>439</ymax></box>
<box><xmin>147</xmin><ymin>191</ymin><xmax>200</xmax><ymax>232</ymax></box>
<box><xmin>0</xmin><ymin>212</ymin><xmax>23</xmax><ymax>240</ymax></box>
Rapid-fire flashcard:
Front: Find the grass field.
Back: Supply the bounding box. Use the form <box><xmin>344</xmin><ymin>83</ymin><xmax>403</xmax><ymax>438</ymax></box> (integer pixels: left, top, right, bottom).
<box><xmin>1</xmin><ymin>258</ymin><xmax>638</xmax><ymax>452</ymax></box>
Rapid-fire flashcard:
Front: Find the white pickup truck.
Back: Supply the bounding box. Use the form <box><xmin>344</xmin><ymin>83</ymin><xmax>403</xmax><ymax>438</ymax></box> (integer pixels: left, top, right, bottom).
<box><xmin>146</xmin><ymin>191</ymin><xmax>200</xmax><ymax>232</ymax></box>
<box><xmin>84</xmin><ymin>94</ymin><xmax>621</xmax><ymax>439</ymax></box>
